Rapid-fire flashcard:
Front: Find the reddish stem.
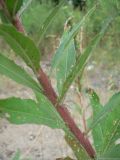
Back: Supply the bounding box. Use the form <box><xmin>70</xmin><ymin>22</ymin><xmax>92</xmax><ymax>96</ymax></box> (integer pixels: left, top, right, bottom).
<box><xmin>12</xmin><ymin>15</ymin><xmax>25</xmax><ymax>33</ymax></box>
<box><xmin>13</xmin><ymin>16</ymin><xmax>96</xmax><ymax>158</ymax></box>
<box><xmin>38</xmin><ymin>68</ymin><xmax>95</xmax><ymax>158</ymax></box>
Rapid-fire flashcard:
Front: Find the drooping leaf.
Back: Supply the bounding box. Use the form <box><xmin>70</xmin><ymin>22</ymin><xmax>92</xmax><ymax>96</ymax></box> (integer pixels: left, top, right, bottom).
<box><xmin>58</xmin><ymin>16</ymin><xmax>115</xmax><ymax>102</ymax></box>
<box><xmin>0</xmin><ymin>54</ymin><xmax>41</xmax><ymax>92</ymax></box>
<box><xmin>86</xmin><ymin>89</ymin><xmax>104</xmax><ymax>154</ymax></box>
<box><xmin>37</xmin><ymin>0</ymin><xmax>65</xmax><ymax>45</ymax></box>
<box><xmin>0</xmin><ymin>96</ymin><xmax>65</xmax><ymax>129</ymax></box>
<box><xmin>55</xmin><ymin>31</ymin><xmax>76</xmax><ymax>94</ymax></box>
<box><xmin>5</xmin><ymin>0</ymin><xmax>23</xmax><ymax>16</ymax></box>
<box><xmin>51</xmin><ymin>6</ymin><xmax>96</xmax><ymax>70</ymax></box>
<box><xmin>0</xmin><ymin>24</ymin><xmax>40</xmax><ymax>72</ymax></box>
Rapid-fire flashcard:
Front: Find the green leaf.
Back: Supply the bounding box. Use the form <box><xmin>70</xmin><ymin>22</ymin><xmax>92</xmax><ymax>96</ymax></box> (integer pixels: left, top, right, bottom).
<box><xmin>36</xmin><ymin>92</ymin><xmax>91</xmax><ymax>160</ymax></box>
<box><xmin>5</xmin><ymin>0</ymin><xmax>23</xmax><ymax>16</ymax></box>
<box><xmin>0</xmin><ymin>24</ymin><xmax>40</xmax><ymax>72</ymax></box>
<box><xmin>102</xmin><ymin>97</ymin><xmax>120</xmax><ymax>152</ymax></box>
<box><xmin>100</xmin><ymin>144</ymin><xmax>120</xmax><ymax>159</ymax></box>
<box><xmin>35</xmin><ymin>92</ymin><xmax>66</xmax><ymax>129</ymax></box>
<box><xmin>0</xmin><ymin>54</ymin><xmax>41</xmax><ymax>92</ymax></box>
<box><xmin>37</xmin><ymin>0</ymin><xmax>65</xmax><ymax>45</ymax></box>
<box><xmin>51</xmin><ymin>6</ymin><xmax>96</xmax><ymax>70</ymax></box>
<box><xmin>55</xmin><ymin>16</ymin><xmax>118</xmax><ymax>157</ymax></box>
<box><xmin>58</xmin><ymin>16</ymin><xmax>114</xmax><ymax>102</ymax></box>
<box><xmin>65</xmin><ymin>134</ymin><xmax>90</xmax><ymax>160</ymax></box>
<box><xmin>90</xmin><ymin>92</ymin><xmax>120</xmax><ymax>130</ymax></box>
<box><xmin>90</xmin><ymin>92</ymin><xmax>120</xmax><ymax>153</ymax></box>
<box><xmin>0</xmin><ymin>96</ymin><xmax>65</xmax><ymax>129</ymax></box>
<box><xmin>0</xmin><ymin>10</ymin><xmax>10</xmax><ymax>23</ymax></box>
<box><xmin>56</xmin><ymin>31</ymin><xmax>76</xmax><ymax>94</ymax></box>
<box><xmin>86</xmin><ymin>89</ymin><xmax>104</xmax><ymax>154</ymax></box>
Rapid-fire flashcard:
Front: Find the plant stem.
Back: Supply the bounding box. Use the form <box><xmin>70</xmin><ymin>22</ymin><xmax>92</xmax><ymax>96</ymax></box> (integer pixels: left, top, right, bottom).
<box><xmin>38</xmin><ymin>68</ymin><xmax>95</xmax><ymax>158</ymax></box>
<box><xmin>12</xmin><ymin>15</ymin><xmax>25</xmax><ymax>33</ymax></box>
<box><xmin>13</xmin><ymin>15</ymin><xmax>96</xmax><ymax>159</ymax></box>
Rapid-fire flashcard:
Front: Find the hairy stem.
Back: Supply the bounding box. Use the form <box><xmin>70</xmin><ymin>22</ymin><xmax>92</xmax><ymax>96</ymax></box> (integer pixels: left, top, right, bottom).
<box><xmin>13</xmin><ymin>15</ymin><xmax>96</xmax><ymax>159</ymax></box>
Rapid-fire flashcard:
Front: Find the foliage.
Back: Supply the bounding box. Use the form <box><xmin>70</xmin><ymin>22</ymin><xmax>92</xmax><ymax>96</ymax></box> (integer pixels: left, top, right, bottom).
<box><xmin>86</xmin><ymin>89</ymin><xmax>120</xmax><ymax>157</ymax></box>
<box><xmin>0</xmin><ymin>0</ymin><xmax>120</xmax><ymax>159</ymax></box>
<box><xmin>21</xmin><ymin>0</ymin><xmax>68</xmax><ymax>37</ymax></box>
<box><xmin>0</xmin><ymin>54</ymin><xmax>41</xmax><ymax>92</ymax></box>
<box><xmin>0</xmin><ymin>24</ymin><xmax>40</xmax><ymax>72</ymax></box>
<box><xmin>0</xmin><ymin>95</ymin><xmax>65</xmax><ymax>128</ymax></box>
<box><xmin>5</xmin><ymin>0</ymin><xmax>23</xmax><ymax>17</ymax></box>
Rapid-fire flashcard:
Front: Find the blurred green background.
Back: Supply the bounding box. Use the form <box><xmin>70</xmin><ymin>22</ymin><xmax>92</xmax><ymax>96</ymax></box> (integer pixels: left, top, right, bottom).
<box><xmin>20</xmin><ymin>0</ymin><xmax>120</xmax><ymax>65</ymax></box>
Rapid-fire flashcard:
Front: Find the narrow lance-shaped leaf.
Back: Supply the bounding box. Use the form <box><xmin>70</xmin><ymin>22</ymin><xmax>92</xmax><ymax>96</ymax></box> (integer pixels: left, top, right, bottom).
<box><xmin>56</xmin><ymin>30</ymin><xmax>76</xmax><ymax>94</ymax></box>
<box><xmin>0</xmin><ymin>24</ymin><xmax>40</xmax><ymax>73</ymax></box>
<box><xmin>51</xmin><ymin>6</ymin><xmax>96</xmax><ymax>70</ymax></box>
<box><xmin>37</xmin><ymin>0</ymin><xmax>65</xmax><ymax>45</ymax></box>
<box><xmin>58</xmin><ymin>16</ymin><xmax>114</xmax><ymax>102</ymax></box>
<box><xmin>0</xmin><ymin>97</ymin><xmax>65</xmax><ymax>129</ymax></box>
<box><xmin>0</xmin><ymin>54</ymin><xmax>41</xmax><ymax>92</ymax></box>
<box><xmin>86</xmin><ymin>89</ymin><xmax>104</xmax><ymax>154</ymax></box>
